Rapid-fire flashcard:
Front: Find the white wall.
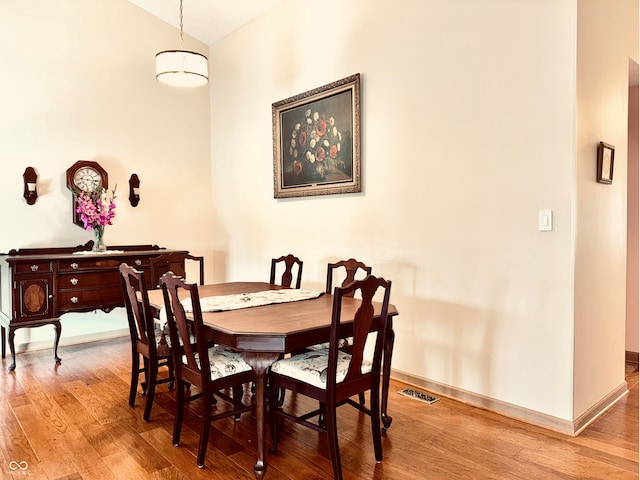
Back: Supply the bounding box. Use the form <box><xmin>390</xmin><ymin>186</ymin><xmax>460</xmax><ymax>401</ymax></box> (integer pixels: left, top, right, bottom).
<box><xmin>0</xmin><ymin>0</ymin><xmax>212</xmax><ymax>350</ymax></box>
<box><xmin>575</xmin><ymin>0</ymin><xmax>638</xmax><ymax>418</ymax></box>
<box><xmin>209</xmin><ymin>0</ymin><xmax>578</xmax><ymax>421</ymax></box>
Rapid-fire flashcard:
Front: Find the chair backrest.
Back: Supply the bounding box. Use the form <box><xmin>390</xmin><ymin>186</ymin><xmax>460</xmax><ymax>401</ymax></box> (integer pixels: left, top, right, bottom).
<box><xmin>151</xmin><ymin>252</ymin><xmax>205</xmax><ymax>287</ymax></box>
<box><xmin>326</xmin><ymin>258</ymin><xmax>372</xmax><ymax>298</ymax></box>
<box><xmin>270</xmin><ymin>254</ymin><xmax>303</xmax><ymax>288</ymax></box>
<box><xmin>160</xmin><ymin>272</ymin><xmax>208</xmax><ymax>390</ymax></box>
<box><xmin>327</xmin><ymin>275</ymin><xmax>391</xmax><ymax>391</ymax></box>
<box><xmin>119</xmin><ymin>263</ymin><xmax>156</xmax><ymax>357</ymax></box>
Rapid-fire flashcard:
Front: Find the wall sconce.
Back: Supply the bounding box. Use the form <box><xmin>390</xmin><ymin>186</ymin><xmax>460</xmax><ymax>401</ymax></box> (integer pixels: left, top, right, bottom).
<box><xmin>129</xmin><ymin>173</ymin><xmax>140</xmax><ymax>207</ymax></box>
<box><xmin>23</xmin><ymin>167</ymin><xmax>38</xmax><ymax>205</ymax></box>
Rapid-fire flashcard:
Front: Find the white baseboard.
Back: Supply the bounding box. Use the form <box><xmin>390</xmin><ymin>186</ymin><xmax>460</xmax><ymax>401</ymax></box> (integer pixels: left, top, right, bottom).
<box><xmin>390</xmin><ymin>368</ymin><xmax>629</xmax><ymax>436</ymax></box>
<box><xmin>572</xmin><ymin>382</ymin><xmax>629</xmax><ymax>435</ymax></box>
<box><xmin>12</xmin><ymin>329</ymin><xmax>129</xmax><ymax>354</ymax></box>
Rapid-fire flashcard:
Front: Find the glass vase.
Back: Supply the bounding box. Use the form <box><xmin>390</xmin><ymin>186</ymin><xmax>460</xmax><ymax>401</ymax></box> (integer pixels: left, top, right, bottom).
<box><xmin>92</xmin><ymin>227</ymin><xmax>106</xmax><ymax>252</ymax></box>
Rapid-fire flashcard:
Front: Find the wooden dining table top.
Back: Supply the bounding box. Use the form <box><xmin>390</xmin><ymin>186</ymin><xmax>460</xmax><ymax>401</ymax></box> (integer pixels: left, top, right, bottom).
<box><xmin>147</xmin><ymin>281</ymin><xmax>398</xmax><ymax>354</ymax></box>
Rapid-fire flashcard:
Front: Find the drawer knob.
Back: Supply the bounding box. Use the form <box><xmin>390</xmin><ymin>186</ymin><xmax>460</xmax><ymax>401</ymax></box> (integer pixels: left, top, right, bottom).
<box><xmin>70</xmin><ymin>296</ymin><xmax>79</xmax><ymax>304</ymax></box>
<box><xmin>70</xmin><ymin>278</ymin><xmax>78</xmax><ymax>285</ymax></box>
<box><xmin>71</xmin><ymin>263</ymin><xmax>79</xmax><ymax>270</ymax></box>
<box><xmin>135</xmin><ymin>259</ymin><xmax>142</xmax><ymax>266</ymax></box>
<box><xmin>30</xmin><ymin>265</ymin><xmax>39</xmax><ymax>272</ymax></box>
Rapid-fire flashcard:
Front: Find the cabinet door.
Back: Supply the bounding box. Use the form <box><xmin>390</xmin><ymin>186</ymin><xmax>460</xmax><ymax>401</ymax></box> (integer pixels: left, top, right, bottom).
<box><xmin>13</xmin><ymin>275</ymin><xmax>54</xmax><ymax>322</ymax></box>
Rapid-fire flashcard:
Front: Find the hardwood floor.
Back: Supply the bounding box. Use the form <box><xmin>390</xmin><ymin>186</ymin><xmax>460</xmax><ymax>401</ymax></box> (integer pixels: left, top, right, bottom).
<box><xmin>0</xmin><ymin>336</ymin><xmax>637</xmax><ymax>479</ymax></box>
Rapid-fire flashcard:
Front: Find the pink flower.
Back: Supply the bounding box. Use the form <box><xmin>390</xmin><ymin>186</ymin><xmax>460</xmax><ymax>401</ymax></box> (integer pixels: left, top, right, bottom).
<box><xmin>76</xmin><ymin>187</ymin><xmax>117</xmax><ymax>231</ymax></box>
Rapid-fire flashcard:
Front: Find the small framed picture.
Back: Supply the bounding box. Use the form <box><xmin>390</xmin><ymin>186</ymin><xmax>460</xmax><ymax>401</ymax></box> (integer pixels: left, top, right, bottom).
<box><xmin>597</xmin><ymin>142</ymin><xmax>615</xmax><ymax>184</ymax></box>
<box><xmin>272</xmin><ymin>74</ymin><xmax>361</xmax><ymax>198</ymax></box>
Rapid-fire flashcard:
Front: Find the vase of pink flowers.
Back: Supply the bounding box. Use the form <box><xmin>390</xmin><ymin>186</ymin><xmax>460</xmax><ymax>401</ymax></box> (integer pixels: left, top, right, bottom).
<box><xmin>75</xmin><ymin>187</ymin><xmax>117</xmax><ymax>252</ymax></box>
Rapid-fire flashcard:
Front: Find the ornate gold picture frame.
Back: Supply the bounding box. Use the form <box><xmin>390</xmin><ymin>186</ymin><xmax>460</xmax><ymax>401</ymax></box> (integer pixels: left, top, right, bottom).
<box><xmin>272</xmin><ymin>74</ymin><xmax>361</xmax><ymax>198</ymax></box>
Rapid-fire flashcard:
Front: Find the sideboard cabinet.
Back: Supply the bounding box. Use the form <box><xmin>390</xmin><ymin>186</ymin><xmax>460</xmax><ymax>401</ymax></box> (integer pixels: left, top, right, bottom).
<box><xmin>0</xmin><ymin>243</ymin><xmax>189</xmax><ymax>371</ymax></box>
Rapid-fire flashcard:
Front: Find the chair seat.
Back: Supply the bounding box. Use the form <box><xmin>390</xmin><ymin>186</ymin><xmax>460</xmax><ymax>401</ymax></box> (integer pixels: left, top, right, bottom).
<box><xmin>271</xmin><ymin>350</ymin><xmax>371</xmax><ymax>389</ymax></box>
<box><xmin>306</xmin><ymin>337</ymin><xmax>351</xmax><ymax>351</ymax></box>
<box><xmin>186</xmin><ymin>345</ymin><xmax>252</xmax><ymax>380</ymax></box>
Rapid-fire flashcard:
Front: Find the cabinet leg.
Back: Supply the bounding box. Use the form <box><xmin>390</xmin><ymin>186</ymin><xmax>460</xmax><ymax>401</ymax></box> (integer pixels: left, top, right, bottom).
<box><xmin>8</xmin><ymin>327</ymin><xmax>16</xmax><ymax>372</ymax></box>
<box><xmin>381</xmin><ymin>326</ymin><xmax>395</xmax><ymax>431</ymax></box>
<box><xmin>53</xmin><ymin>321</ymin><xmax>62</xmax><ymax>363</ymax></box>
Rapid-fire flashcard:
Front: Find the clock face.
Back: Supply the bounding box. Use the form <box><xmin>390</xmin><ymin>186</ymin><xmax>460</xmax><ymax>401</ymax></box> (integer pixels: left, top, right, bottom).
<box><xmin>66</xmin><ymin>160</ymin><xmax>108</xmax><ymax>228</ymax></box>
<box><xmin>73</xmin><ymin>167</ymin><xmax>102</xmax><ymax>192</ymax></box>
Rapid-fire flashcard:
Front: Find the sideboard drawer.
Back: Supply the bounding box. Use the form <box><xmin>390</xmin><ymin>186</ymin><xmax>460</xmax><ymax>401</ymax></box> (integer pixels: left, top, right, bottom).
<box><xmin>58</xmin><ymin>271</ymin><xmax>121</xmax><ymax>289</ymax></box>
<box><xmin>121</xmin><ymin>257</ymin><xmax>151</xmax><ymax>269</ymax></box>
<box><xmin>58</xmin><ymin>258</ymin><xmax>122</xmax><ymax>272</ymax></box>
<box><xmin>57</xmin><ymin>257</ymin><xmax>151</xmax><ymax>272</ymax></box>
<box><xmin>58</xmin><ymin>286</ymin><xmax>123</xmax><ymax>311</ymax></box>
<box><xmin>13</xmin><ymin>261</ymin><xmax>53</xmax><ymax>275</ymax></box>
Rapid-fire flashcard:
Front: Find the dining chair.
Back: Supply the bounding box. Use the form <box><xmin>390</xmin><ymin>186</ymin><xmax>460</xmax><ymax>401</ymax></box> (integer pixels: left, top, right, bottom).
<box><xmin>150</xmin><ymin>251</ymin><xmax>205</xmax><ymax>288</ymax></box>
<box><xmin>310</xmin><ymin>258</ymin><xmax>374</xmax><ymax>414</ymax></box>
<box><xmin>268</xmin><ymin>274</ymin><xmax>392</xmax><ymax>480</ymax></box>
<box><xmin>150</xmin><ymin>251</ymin><xmax>205</xmax><ymax>342</ymax></box>
<box><xmin>119</xmin><ymin>263</ymin><xmax>174</xmax><ymax>422</ymax></box>
<box><xmin>160</xmin><ymin>272</ymin><xmax>255</xmax><ymax>468</ymax></box>
<box><xmin>270</xmin><ymin>254</ymin><xmax>303</xmax><ymax>288</ymax></box>
<box><xmin>326</xmin><ymin>258</ymin><xmax>372</xmax><ymax>296</ymax></box>
<box><xmin>268</xmin><ymin>253</ymin><xmax>303</xmax><ymax>405</ymax></box>
<box><xmin>308</xmin><ymin>258</ymin><xmax>372</xmax><ymax>352</ymax></box>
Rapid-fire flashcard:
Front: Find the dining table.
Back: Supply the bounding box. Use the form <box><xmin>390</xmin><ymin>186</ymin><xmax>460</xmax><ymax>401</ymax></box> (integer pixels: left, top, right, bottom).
<box><xmin>147</xmin><ymin>281</ymin><xmax>398</xmax><ymax>480</ymax></box>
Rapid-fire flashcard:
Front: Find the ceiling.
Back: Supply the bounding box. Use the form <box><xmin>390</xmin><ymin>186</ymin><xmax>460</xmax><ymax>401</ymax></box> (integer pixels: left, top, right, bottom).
<box><xmin>129</xmin><ymin>1</ymin><xmax>640</xmax><ymax>86</ymax></box>
<box><xmin>128</xmin><ymin>0</ymin><xmax>283</xmax><ymax>46</ymax></box>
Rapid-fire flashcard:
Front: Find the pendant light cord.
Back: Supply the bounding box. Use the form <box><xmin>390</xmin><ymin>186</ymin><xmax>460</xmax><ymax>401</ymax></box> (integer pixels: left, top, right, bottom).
<box><xmin>155</xmin><ymin>0</ymin><xmax>208</xmax><ymax>87</ymax></box>
<box><xmin>179</xmin><ymin>0</ymin><xmax>184</xmax><ymax>49</ymax></box>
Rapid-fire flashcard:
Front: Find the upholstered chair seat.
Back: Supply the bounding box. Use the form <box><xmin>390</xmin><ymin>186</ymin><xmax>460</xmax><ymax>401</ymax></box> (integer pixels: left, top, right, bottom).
<box><xmin>187</xmin><ymin>345</ymin><xmax>252</xmax><ymax>380</ymax></box>
<box><xmin>271</xmin><ymin>350</ymin><xmax>372</xmax><ymax>389</ymax></box>
<box><xmin>300</xmin><ymin>338</ymin><xmax>349</xmax><ymax>352</ymax></box>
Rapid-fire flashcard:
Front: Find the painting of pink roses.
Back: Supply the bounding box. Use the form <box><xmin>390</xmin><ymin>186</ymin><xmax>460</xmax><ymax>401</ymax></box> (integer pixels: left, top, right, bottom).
<box><xmin>272</xmin><ymin>74</ymin><xmax>361</xmax><ymax>198</ymax></box>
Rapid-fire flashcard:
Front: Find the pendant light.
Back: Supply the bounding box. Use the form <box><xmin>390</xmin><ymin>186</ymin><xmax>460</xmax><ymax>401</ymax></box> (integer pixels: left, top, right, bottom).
<box><xmin>155</xmin><ymin>0</ymin><xmax>208</xmax><ymax>88</ymax></box>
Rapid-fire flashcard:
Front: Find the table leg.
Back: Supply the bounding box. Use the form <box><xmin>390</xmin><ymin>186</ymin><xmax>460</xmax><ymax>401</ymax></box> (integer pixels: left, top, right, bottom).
<box><xmin>241</xmin><ymin>352</ymin><xmax>280</xmax><ymax>480</ymax></box>
<box><xmin>381</xmin><ymin>323</ymin><xmax>395</xmax><ymax>431</ymax></box>
<box><xmin>1</xmin><ymin>325</ymin><xmax>5</xmax><ymax>359</ymax></box>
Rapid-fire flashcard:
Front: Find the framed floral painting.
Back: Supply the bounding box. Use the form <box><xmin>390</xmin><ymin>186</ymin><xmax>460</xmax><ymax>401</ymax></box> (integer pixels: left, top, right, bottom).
<box><xmin>272</xmin><ymin>74</ymin><xmax>361</xmax><ymax>198</ymax></box>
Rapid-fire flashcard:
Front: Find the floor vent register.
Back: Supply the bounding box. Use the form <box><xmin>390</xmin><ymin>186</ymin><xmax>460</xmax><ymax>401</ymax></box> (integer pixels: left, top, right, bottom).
<box><xmin>398</xmin><ymin>387</ymin><xmax>440</xmax><ymax>405</ymax></box>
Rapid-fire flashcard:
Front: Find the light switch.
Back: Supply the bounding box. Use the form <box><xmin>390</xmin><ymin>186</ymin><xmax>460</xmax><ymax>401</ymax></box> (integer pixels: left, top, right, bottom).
<box><xmin>538</xmin><ymin>209</ymin><xmax>553</xmax><ymax>232</ymax></box>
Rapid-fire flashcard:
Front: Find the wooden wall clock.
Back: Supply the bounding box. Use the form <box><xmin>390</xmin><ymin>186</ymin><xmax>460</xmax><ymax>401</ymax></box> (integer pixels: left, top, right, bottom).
<box><xmin>66</xmin><ymin>160</ymin><xmax>108</xmax><ymax>227</ymax></box>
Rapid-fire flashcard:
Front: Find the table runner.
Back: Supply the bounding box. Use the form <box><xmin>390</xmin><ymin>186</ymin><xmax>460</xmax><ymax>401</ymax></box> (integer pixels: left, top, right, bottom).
<box><xmin>182</xmin><ymin>289</ymin><xmax>323</xmax><ymax>312</ymax></box>
<box><xmin>157</xmin><ymin>289</ymin><xmax>324</xmax><ymax>325</ymax></box>
<box><xmin>72</xmin><ymin>250</ymin><xmax>125</xmax><ymax>255</ymax></box>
